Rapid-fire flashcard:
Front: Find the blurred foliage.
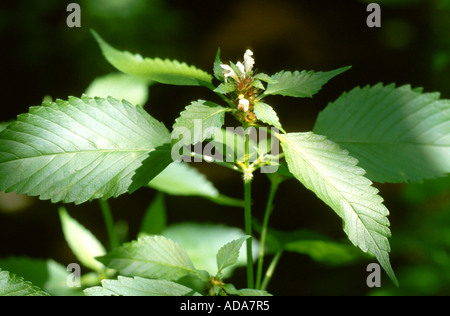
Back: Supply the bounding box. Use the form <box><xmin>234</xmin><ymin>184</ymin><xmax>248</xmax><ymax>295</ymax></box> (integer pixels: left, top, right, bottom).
<box><xmin>370</xmin><ymin>176</ymin><xmax>450</xmax><ymax>295</ymax></box>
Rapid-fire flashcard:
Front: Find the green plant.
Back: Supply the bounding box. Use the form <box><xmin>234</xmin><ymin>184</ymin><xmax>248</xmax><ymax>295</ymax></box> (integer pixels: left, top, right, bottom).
<box><xmin>0</xmin><ymin>29</ymin><xmax>448</xmax><ymax>296</ymax></box>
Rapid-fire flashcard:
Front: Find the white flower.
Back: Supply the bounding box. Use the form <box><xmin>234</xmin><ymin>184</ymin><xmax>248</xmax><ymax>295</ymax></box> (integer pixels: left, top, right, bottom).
<box><xmin>236</xmin><ymin>62</ymin><xmax>246</xmax><ymax>77</ymax></box>
<box><xmin>238</xmin><ymin>98</ymin><xmax>250</xmax><ymax>112</ymax></box>
<box><xmin>244</xmin><ymin>49</ymin><xmax>254</xmax><ymax>73</ymax></box>
<box><xmin>220</xmin><ymin>49</ymin><xmax>255</xmax><ymax>81</ymax></box>
<box><xmin>221</xmin><ymin>64</ymin><xmax>237</xmax><ymax>82</ymax></box>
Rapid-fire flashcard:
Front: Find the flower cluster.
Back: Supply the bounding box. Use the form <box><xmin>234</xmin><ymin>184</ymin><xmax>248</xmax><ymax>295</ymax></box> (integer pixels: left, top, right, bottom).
<box><xmin>219</xmin><ymin>49</ymin><xmax>263</xmax><ymax>124</ymax></box>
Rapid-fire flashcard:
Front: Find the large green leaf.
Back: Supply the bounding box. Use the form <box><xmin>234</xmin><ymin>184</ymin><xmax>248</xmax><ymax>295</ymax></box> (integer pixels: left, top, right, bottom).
<box><xmin>97</xmin><ymin>235</ymin><xmax>197</xmax><ymax>281</ymax></box>
<box><xmin>59</xmin><ymin>207</ymin><xmax>106</xmax><ymax>272</ymax></box>
<box><xmin>314</xmin><ymin>83</ymin><xmax>450</xmax><ymax>183</ymax></box>
<box><xmin>278</xmin><ymin>132</ymin><xmax>398</xmax><ymax>285</ymax></box>
<box><xmin>0</xmin><ymin>269</ymin><xmax>50</xmax><ymax>296</ymax></box>
<box><xmin>84</xmin><ymin>276</ymin><xmax>200</xmax><ymax>296</ymax></box>
<box><xmin>0</xmin><ymin>95</ymin><xmax>171</xmax><ymax>204</ymax></box>
<box><xmin>172</xmin><ymin>100</ymin><xmax>229</xmax><ymax>146</ymax></box>
<box><xmin>263</xmin><ymin>66</ymin><xmax>350</xmax><ymax>98</ymax></box>
<box><xmin>85</xmin><ymin>72</ymin><xmax>152</xmax><ymax>107</ymax></box>
<box><xmin>92</xmin><ymin>30</ymin><xmax>213</xmax><ymax>88</ymax></box>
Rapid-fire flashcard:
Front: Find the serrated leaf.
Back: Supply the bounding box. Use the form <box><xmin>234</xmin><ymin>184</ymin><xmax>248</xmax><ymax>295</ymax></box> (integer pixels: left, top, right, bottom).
<box><xmin>278</xmin><ymin>132</ymin><xmax>398</xmax><ymax>286</ymax></box>
<box><xmin>0</xmin><ymin>269</ymin><xmax>50</xmax><ymax>296</ymax></box>
<box><xmin>254</xmin><ymin>73</ymin><xmax>277</xmax><ymax>84</ymax></box>
<box><xmin>213</xmin><ymin>48</ymin><xmax>225</xmax><ymax>81</ymax></box>
<box><xmin>214</xmin><ymin>82</ymin><xmax>236</xmax><ymax>94</ymax></box>
<box><xmin>0</xmin><ymin>257</ymin><xmax>79</xmax><ymax>296</ymax></box>
<box><xmin>0</xmin><ymin>95</ymin><xmax>171</xmax><ymax>204</ymax></box>
<box><xmin>85</xmin><ymin>72</ymin><xmax>152</xmax><ymax>107</ymax></box>
<box><xmin>97</xmin><ymin>235</ymin><xmax>197</xmax><ymax>281</ymax></box>
<box><xmin>84</xmin><ymin>276</ymin><xmax>200</xmax><ymax>296</ymax></box>
<box><xmin>162</xmin><ymin>223</ymin><xmax>258</xmax><ymax>278</ymax></box>
<box><xmin>172</xmin><ymin>100</ymin><xmax>229</xmax><ymax>146</ymax></box>
<box><xmin>92</xmin><ymin>30</ymin><xmax>213</xmax><ymax>88</ymax></box>
<box><xmin>264</xmin><ymin>66</ymin><xmax>351</xmax><ymax>98</ymax></box>
<box><xmin>253</xmin><ymin>102</ymin><xmax>284</xmax><ymax>132</ymax></box>
<box><xmin>314</xmin><ymin>83</ymin><xmax>450</xmax><ymax>183</ymax></box>
<box><xmin>59</xmin><ymin>207</ymin><xmax>106</xmax><ymax>272</ymax></box>
<box><xmin>222</xmin><ymin>283</ymin><xmax>272</xmax><ymax>296</ymax></box>
<box><xmin>216</xmin><ymin>236</ymin><xmax>249</xmax><ymax>274</ymax></box>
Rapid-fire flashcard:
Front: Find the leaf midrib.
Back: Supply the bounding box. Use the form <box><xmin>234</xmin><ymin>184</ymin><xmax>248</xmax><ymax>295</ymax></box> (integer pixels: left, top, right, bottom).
<box><xmin>0</xmin><ymin>148</ymin><xmax>154</xmax><ymax>164</ymax></box>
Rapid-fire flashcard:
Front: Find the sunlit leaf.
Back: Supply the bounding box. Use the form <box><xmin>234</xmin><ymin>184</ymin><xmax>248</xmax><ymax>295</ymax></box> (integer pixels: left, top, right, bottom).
<box><xmin>0</xmin><ymin>95</ymin><xmax>171</xmax><ymax>204</ymax></box>
<box><xmin>279</xmin><ymin>132</ymin><xmax>398</xmax><ymax>285</ymax></box>
<box><xmin>84</xmin><ymin>276</ymin><xmax>200</xmax><ymax>296</ymax></box>
<box><xmin>92</xmin><ymin>30</ymin><xmax>213</xmax><ymax>88</ymax></box>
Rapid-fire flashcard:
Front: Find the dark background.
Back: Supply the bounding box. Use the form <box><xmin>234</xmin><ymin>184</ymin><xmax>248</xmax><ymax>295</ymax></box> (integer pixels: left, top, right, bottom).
<box><xmin>0</xmin><ymin>0</ymin><xmax>449</xmax><ymax>295</ymax></box>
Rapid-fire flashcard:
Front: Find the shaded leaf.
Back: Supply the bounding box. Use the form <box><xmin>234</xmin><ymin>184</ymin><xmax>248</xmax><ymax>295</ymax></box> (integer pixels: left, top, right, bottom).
<box><xmin>314</xmin><ymin>83</ymin><xmax>450</xmax><ymax>183</ymax></box>
<box><xmin>85</xmin><ymin>72</ymin><xmax>152</xmax><ymax>106</ymax></box>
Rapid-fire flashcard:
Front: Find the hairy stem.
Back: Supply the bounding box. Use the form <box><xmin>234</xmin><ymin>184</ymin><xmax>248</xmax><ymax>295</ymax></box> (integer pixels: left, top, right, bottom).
<box><xmin>98</xmin><ymin>199</ymin><xmax>119</xmax><ymax>250</ymax></box>
<box><xmin>256</xmin><ymin>178</ymin><xmax>281</xmax><ymax>289</ymax></box>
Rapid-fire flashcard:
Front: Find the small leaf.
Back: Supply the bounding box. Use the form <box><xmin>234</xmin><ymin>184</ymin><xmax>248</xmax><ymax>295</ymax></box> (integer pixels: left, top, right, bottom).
<box><xmin>213</xmin><ymin>48</ymin><xmax>225</xmax><ymax>81</ymax></box>
<box><xmin>59</xmin><ymin>207</ymin><xmax>106</xmax><ymax>272</ymax></box>
<box><xmin>84</xmin><ymin>276</ymin><xmax>200</xmax><ymax>296</ymax></box>
<box><xmin>92</xmin><ymin>30</ymin><xmax>213</xmax><ymax>88</ymax></box>
<box><xmin>214</xmin><ymin>82</ymin><xmax>236</xmax><ymax>94</ymax></box>
<box><xmin>222</xmin><ymin>283</ymin><xmax>272</xmax><ymax>296</ymax></box>
<box><xmin>264</xmin><ymin>66</ymin><xmax>351</xmax><ymax>98</ymax></box>
<box><xmin>314</xmin><ymin>83</ymin><xmax>450</xmax><ymax>183</ymax></box>
<box><xmin>85</xmin><ymin>72</ymin><xmax>152</xmax><ymax>107</ymax></box>
<box><xmin>172</xmin><ymin>100</ymin><xmax>229</xmax><ymax>146</ymax></box>
<box><xmin>97</xmin><ymin>235</ymin><xmax>197</xmax><ymax>281</ymax></box>
<box><xmin>278</xmin><ymin>132</ymin><xmax>398</xmax><ymax>286</ymax></box>
<box><xmin>0</xmin><ymin>269</ymin><xmax>50</xmax><ymax>296</ymax></box>
<box><xmin>162</xmin><ymin>223</ymin><xmax>257</xmax><ymax>278</ymax></box>
<box><xmin>253</xmin><ymin>102</ymin><xmax>284</xmax><ymax>132</ymax></box>
<box><xmin>216</xmin><ymin>236</ymin><xmax>249</xmax><ymax>274</ymax></box>
<box><xmin>139</xmin><ymin>193</ymin><xmax>167</xmax><ymax>236</ymax></box>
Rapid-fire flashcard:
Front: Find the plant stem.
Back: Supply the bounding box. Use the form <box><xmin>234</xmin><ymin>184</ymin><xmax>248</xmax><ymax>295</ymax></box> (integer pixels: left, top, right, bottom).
<box><xmin>244</xmin><ymin>132</ymin><xmax>254</xmax><ymax>289</ymax></box>
<box><xmin>98</xmin><ymin>199</ymin><xmax>119</xmax><ymax>250</ymax></box>
<box><xmin>255</xmin><ymin>178</ymin><xmax>280</xmax><ymax>289</ymax></box>
<box><xmin>261</xmin><ymin>249</ymin><xmax>284</xmax><ymax>291</ymax></box>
